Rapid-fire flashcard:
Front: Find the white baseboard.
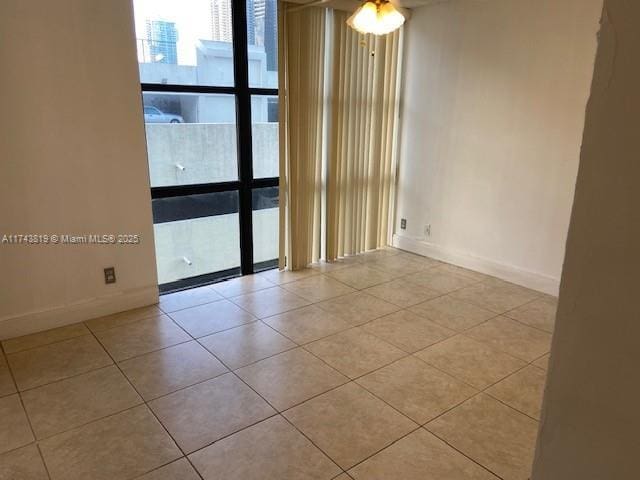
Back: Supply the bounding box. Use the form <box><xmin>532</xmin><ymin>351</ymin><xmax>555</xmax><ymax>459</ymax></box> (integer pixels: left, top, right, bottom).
<box><xmin>393</xmin><ymin>234</ymin><xmax>560</xmax><ymax>296</ymax></box>
<box><xmin>0</xmin><ymin>286</ymin><xmax>159</xmax><ymax>340</ymax></box>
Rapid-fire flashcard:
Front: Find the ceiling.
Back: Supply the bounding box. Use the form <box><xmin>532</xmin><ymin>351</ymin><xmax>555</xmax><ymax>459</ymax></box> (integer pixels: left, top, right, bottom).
<box><xmin>286</xmin><ymin>0</ymin><xmax>446</xmax><ymax>12</ymax></box>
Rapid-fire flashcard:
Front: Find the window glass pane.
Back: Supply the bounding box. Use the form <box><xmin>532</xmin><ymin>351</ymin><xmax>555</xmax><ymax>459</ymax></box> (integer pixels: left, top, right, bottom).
<box><xmin>251</xmin><ymin>95</ymin><xmax>279</xmax><ymax>178</ymax></box>
<box><xmin>153</xmin><ymin>192</ymin><xmax>240</xmax><ymax>284</ymax></box>
<box><xmin>133</xmin><ymin>0</ymin><xmax>234</xmax><ymax>86</ymax></box>
<box><xmin>247</xmin><ymin>0</ymin><xmax>278</xmax><ymax>88</ymax></box>
<box><xmin>143</xmin><ymin>92</ymin><xmax>238</xmax><ymax>187</ymax></box>
<box><xmin>252</xmin><ymin>187</ymin><xmax>279</xmax><ymax>265</ymax></box>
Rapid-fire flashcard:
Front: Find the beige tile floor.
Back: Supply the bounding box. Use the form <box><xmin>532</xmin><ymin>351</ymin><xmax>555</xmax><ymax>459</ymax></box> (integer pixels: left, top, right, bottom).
<box><xmin>0</xmin><ymin>248</ymin><xmax>556</xmax><ymax>480</ymax></box>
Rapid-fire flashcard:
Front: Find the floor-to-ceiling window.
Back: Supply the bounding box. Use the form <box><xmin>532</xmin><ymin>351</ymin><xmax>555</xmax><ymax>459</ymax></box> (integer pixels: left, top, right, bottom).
<box><xmin>133</xmin><ymin>0</ymin><xmax>279</xmax><ymax>292</ymax></box>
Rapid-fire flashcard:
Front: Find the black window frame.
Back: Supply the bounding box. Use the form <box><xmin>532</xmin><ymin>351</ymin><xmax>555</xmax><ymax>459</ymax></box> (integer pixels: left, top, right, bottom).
<box><xmin>143</xmin><ymin>1</ymin><xmax>279</xmax><ymax>293</ymax></box>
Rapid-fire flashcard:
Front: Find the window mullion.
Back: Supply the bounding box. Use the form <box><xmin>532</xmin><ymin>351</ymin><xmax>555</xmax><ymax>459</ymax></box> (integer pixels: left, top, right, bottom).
<box><xmin>231</xmin><ymin>0</ymin><xmax>255</xmax><ymax>276</ymax></box>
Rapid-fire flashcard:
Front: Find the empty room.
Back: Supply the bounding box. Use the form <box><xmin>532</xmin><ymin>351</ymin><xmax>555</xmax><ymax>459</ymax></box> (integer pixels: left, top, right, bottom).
<box><xmin>1</xmin><ymin>0</ymin><xmax>638</xmax><ymax>479</ymax></box>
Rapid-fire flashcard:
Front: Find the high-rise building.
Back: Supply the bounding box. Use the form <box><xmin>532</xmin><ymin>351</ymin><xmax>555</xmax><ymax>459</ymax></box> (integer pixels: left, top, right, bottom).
<box><xmin>249</xmin><ymin>0</ymin><xmax>275</xmax><ymax>69</ymax></box>
<box><xmin>210</xmin><ymin>0</ymin><xmax>233</xmax><ymax>43</ymax></box>
<box><xmin>254</xmin><ymin>0</ymin><xmax>266</xmax><ymax>18</ymax></box>
<box><xmin>209</xmin><ymin>0</ymin><xmax>262</xmax><ymax>46</ymax></box>
<box><xmin>246</xmin><ymin>0</ymin><xmax>256</xmax><ymax>46</ymax></box>
<box><xmin>253</xmin><ymin>0</ymin><xmax>265</xmax><ymax>45</ymax></box>
<box><xmin>146</xmin><ymin>20</ymin><xmax>178</xmax><ymax>64</ymax></box>
<box><xmin>207</xmin><ymin>0</ymin><xmax>274</xmax><ymax>71</ymax></box>
<box><xmin>263</xmin><ymin>0</ymin><xmax>277</xmax><ymax>71</ymax></box>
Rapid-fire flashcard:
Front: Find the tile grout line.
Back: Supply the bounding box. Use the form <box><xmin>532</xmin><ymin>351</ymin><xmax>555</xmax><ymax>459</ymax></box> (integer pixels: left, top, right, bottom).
<box><xmin>278</xmin><ymin>273</ymin><xmax>360</xmax><ymax>301</ymax></box>
<box><xmin>9</xmin><ymin>356</ymin><xmax>296</xmax><ymax>453</ymax></box>
<box><xmin>35</xmin><ymin>442</ymin><xmax>54</xmax><ymax>480</ymax></box>
<box><xmin>276</xmin><ymin>413</ymin><xmax>348</xmax><ymax>476</ymax></box>
<box><xmin>85</xmin><ymin>324</ymin><xmax>207</xmax><ymax>480</ymax></box>
<box><xmin>134</xmin><ymin>307</ymin><xmax>299</xmax><ymax>478</ymax></box>
<box><xmin>83</xmin><ymin>309</ymin><xmax>165</xmax><ymax>335</ymax></box>
<box><xmin>8</xmin><ymin>302</ymin><xmax>361</xmax><ymax>438</ymax></box>
<box><xmin>504</xmin><ymin>315</ymin><xmax>555</xmax><ymax>335</ymax></box>
<box><xmin>7</xmin><ymin>269</ymin><xmax>541</xmax><ymax>399</ymax></box>
<box><xmin>7</xmin><ymin>336</ymin><xmax>190</xmax><ymax>396</ymax></box>
<box><xmin>283</xmin><ymin>335</ymin><xmax>510</xmax><ymax>477</ymax></box>
<box><xmin>0</xmin><ymin>253</ymin><xmax>516</xmax><ymax>356</ymax></box>
<box><xmin>2</xmin><ymin>249</ymin><xmax>546</xmax><ymax>347</ymax></box>
<box><xmin>423</xmin><ymin>345</ymin><xmax>549</xmax><ymax>421</ymax></box>
<box><xmin>129</xmin><ymin>457</ymin><xmax>202</xmax><ymax>480</ymax></box>
<box><xmin>447</xmin><ymin>287</ymin><xmax>546</xmax><ymax>318</ymax></box>
<box><xmin>3</xmin><ymin>330</ymin><xmax>97</xmax><ymax>357</ymax></box>
<box><xmin>14</xmin><ymin>362</ymin><xmax>130</xmax><ymax>398</ymax></box>
<box><xmin>225</xmin><ymin>284</ymin><xmax>312</xmax><ymax>318</ymax></box>
<box><xmin>2</xmin><ymin>249</ymin><xmax>552</xmax><ymax>479</ymax></box>
<box><xmin>328</xmin><ymin>303</ymin><xmax>516</xmax><ymax>480</ymax></box>
<box><xmin>128</xmin><ymin>301</ymin><xmax>344</xmax><ymax>478</ymax></box>
<box><xmin>326</xmin><ymin>266</ymin><xmax>550</xmax><ymax>456</ymax></box>
<box><xmin>0</xmin><ymin>343</ymin><xmax>54</xmax><ymax>480</ymax></box>
<box><xmin>347</xmin><ymin>420</ymin><xmax>504</xmax><ymax>480</ymax></box>
<box><xmin>422</xmin><ymin>426</ymin><xmax>508</xmax><ymax>480</ymax></box>
<box><xmin>28</xmin><ymin>400</ymin><xmax>149</xmax><ymax>443</ymax></box>
<box><xmin>12</xmin><ymin>278</ymin><xmax>323</xmax><ymax>475</ymax></box>
<box><xmin>196</xmin><ymin>320</ymin><xmax>300</xmax><ymax>368</ymax></box>
<box><xmin>412</xmin><ymin>334</ymin><xmax>550</xmax><ymax>419</ymax></box>
<box><xmin>1</xmin><ymin>329</ymin><xmax>91</xmax><ymax>356</ymax></box>
<box><xmin>169</xmin><ymin>283</ymin><xmax>430</xmax><ymax>476</ymax></box>
<box><xmin>416</xmin><ymin>318</ymin><xmax>545</xmax><ymax>478</ymax></box>
<box><xmin>158</xmin><ymin>272</ymin><xmax>280</xmax><ymax>308</ymax></box>
<box><xmin>33</xmin><ymin>281</ymin><xmax>526</xmax><ymax>474</ymax></box>
<box><xmin>179</xmin><ymin>334</ymin><xmax>348</xmax><ymax>477</ymax></box>
<box><xmin>215</xmin><ymin>260</ymin><xmax>551</xmax><ymax>432</ymax></box>
<box><xmin>405</xmin><ymin>360</ymin><xmax>540</xmax><ymax>480</ymax></box>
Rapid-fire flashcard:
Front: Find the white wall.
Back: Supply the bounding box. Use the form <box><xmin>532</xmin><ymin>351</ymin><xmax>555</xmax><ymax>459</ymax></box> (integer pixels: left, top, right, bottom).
<box><xmin>533</xmin><ymin>1</ymin><xmax>640</xmax><ymax>477</ymax></box>
<box><xmin>393</xmin><ymin>0</ymin><xmax>602</xmax><ymax>294</ymax></box>
<box><xmin>0</xmin><ymin>0</ymin><xmax>158</xmax><ymax>339</ymax></box>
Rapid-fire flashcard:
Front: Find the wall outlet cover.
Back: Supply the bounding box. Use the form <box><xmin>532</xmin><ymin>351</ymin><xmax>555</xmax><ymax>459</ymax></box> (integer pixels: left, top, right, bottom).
<box><xmin>104</xmin><ymin>267</ymin><xmax>116</xmax><ymax>284</ymax></box>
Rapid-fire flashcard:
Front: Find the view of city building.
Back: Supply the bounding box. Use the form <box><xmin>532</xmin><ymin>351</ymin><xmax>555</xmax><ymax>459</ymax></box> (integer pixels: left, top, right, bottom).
<box><xmin>247</xmin><ymin>0</ymin><xmax>256</xmax><ymax>45</ymax></box>
<box><xmin>210</xmin><ymin>0</ymin><xmax>233</xmax><ymax>42</ymax></box>
<box><xmin>145</xmin><ymin>19</ymin><xmax>179</xmax><ymax>64</ymax></box>
<box><xmin>139</xmin><ymin>1</ymin><xmax>277</xmax><ymax>76</ymax></box>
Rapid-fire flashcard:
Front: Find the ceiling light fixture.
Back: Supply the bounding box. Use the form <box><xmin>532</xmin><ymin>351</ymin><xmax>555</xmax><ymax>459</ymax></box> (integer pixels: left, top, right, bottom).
<box><xmin>346</xmin><ymin>0</ymin><xmax>406</xmax><ymax>35</ymax></box>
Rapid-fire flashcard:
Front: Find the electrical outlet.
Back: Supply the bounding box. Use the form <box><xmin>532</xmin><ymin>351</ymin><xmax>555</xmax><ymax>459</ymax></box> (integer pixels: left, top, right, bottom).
<box><xmin>400</xmin><ymin>218</ymin><xmax>407</xmax><ymax>230</ymax></box>
<box><xmin>424</xmin><ymin>224</ymin><xmax>431</xmax><ymax>237</ymax></box>
<box><xmin>104</xmin><ymin>267</ymin><xmax>116</xmax><ymax>284</ymax></box>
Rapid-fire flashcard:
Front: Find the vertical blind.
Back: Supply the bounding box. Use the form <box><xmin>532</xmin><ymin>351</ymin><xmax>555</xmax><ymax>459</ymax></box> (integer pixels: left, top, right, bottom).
<box><xmin>278</xmin><ymin>4</ymin><xmax>326</xmax><ymax>270</ymax></box>
<box><xmin>279</xmin><ymin>3</ymin><xmax>403</xmax><ymax>270</ymax></box>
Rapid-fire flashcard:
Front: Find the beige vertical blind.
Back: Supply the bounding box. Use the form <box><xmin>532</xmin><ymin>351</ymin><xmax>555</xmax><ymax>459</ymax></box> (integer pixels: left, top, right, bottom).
<box><xmin>278</xmin><ymin>3</ymin><xmax>326</xmax><ymax>270</ymax></box>
<box><xmin>279</xmin><ymin>4</ymin><xmax>402</xmax><ymax>269</ymax></box>
<box><xmin>326</xmin><ymin>10</ymin><xmax>401</xmax><ymax>260</ymax></box>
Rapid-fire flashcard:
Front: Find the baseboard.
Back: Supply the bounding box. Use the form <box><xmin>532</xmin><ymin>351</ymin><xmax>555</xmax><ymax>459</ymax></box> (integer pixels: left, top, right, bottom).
<box><xmin>392</xmin><ymin>234</ymin><xmax>560</xmax><ymax>296</ymax></box>
<box><xmin>0</xmin><ymin>286</ymin><xmax>159</xmax><ymax>340</ymax></box>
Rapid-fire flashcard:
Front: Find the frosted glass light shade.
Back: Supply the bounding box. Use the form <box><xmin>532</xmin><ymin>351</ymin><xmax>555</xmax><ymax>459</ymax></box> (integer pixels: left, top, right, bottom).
<box><xmin>347</xmin><ymin>0</ymin><xmax>405</xmax><ymax>35</ymax></box>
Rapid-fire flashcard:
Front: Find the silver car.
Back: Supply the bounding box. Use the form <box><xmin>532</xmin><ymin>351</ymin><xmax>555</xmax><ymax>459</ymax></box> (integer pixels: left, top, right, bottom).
<box><xmin>144</xmin><ymin>105</ymin><xmax>184</xmax><ymax>123</ymax></box>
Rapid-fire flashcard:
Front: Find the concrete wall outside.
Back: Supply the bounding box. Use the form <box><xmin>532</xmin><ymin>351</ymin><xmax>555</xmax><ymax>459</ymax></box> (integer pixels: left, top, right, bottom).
<box><xmin>146</xmin><ymin>123</ymin><xmax>278</xmax><ymax>187</ymax></box>
<box><xmin>154</xmin><ymin>208</ymin><xmax>278</xmax><ymax>284</ymax></box>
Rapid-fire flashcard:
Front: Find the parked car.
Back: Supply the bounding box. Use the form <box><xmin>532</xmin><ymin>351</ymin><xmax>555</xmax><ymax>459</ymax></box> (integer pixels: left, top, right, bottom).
<box><xmin>143</xmin><ymin>105</ymin><xmax>184</xmax><ymax>123</ymax></box>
